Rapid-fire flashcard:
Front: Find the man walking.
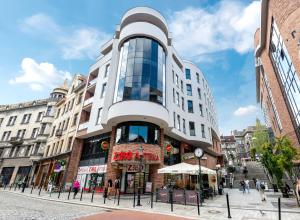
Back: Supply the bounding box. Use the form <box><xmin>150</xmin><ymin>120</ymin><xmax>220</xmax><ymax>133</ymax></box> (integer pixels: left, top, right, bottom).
<box><xmin>245</xmin><ymin>179</ymin><xmax>250</xmax><ymax>193</ymax></box>
<box><xmin>259</xmin><ymin>181</ymin><xmax>266</xmax><ymax>201</ymax></box>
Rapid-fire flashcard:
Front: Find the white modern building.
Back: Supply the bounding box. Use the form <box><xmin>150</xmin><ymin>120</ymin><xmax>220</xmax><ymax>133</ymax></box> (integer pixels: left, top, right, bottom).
<box><xmin>69</xmin><ymin>7</ymin><xmax>221</xmax><ymax>192</ymax></box>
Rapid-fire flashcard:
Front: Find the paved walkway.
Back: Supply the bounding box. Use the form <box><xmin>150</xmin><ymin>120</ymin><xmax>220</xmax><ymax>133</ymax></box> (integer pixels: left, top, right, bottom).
<box><xmin>1</xmin><ymin>187</ymin><xmax>300</xmax><ymax>220</ymax></box>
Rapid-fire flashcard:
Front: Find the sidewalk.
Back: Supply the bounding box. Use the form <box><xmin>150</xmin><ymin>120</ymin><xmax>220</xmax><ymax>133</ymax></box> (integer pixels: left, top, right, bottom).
<box><xmin>1</xmin><ymin>187</ymin><xmax>300</xmax><ymax>220</ymax></box>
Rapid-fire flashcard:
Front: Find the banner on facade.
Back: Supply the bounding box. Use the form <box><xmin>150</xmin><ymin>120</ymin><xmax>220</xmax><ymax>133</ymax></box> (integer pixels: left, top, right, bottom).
<box><xmin>77</xmin><ymin>165</ymin><xmax>107</xmax><ymax>175</ymax></box>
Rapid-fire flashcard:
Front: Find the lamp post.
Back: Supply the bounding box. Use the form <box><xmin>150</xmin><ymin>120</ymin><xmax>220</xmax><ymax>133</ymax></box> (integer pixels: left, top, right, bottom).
<box><xmin>194</xmin><ymin>148</ymin><xmax>204</xmax><ymax>206</ymax></box>
<box><xmin>136</xmin><ymin>145</ymin><xmax>144</xmax><ymax>206</ymax></box>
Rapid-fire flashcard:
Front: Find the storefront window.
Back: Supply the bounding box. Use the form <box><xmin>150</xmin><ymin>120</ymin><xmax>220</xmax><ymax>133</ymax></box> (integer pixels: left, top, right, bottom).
<box><xmin>114</xmin><ymin>37</ymin><xmax>166</xmax><ymax>105</ymax></box>
<box><xmin>115</xmin><ymin>122</ymin><xmax>160</xmax><ymax>144</ymax></box>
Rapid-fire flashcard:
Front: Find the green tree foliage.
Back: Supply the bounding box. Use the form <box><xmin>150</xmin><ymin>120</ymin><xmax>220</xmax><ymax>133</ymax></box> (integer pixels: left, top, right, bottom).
<box><xmin>252</xmin><ymin>119</ymin><xmax>269</xmax><ymax>153</ymax></box>
<box><xmin>250</xmin><ymin>147</ymin><xmax>256</xmax><ymax>160</ymax></box>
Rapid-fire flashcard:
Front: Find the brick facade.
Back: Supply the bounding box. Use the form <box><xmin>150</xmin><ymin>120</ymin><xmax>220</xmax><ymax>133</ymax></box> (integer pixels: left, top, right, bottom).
<box><xmin>255</xmin><ymin>0</ymin><xmax>300</xmax><ymax>148</ymax></box>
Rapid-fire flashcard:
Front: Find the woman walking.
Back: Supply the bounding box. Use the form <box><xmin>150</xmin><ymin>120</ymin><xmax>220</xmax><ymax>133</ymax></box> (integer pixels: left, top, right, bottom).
<box><xmin>73</xmin><ymin>180</ymin><xmax>80</xmax><ymax>199</ymax></box>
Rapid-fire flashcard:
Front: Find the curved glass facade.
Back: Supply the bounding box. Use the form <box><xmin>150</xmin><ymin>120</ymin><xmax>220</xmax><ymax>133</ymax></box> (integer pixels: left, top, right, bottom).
<box><xmin>115</xmin><ymin>121</ymin><xmax>160</xmax><ymax>144</ymax></box>
<box><xmin>114</xmin><ymin>37</ymin><xmax>166</xmax><ymax>105</ymax></box>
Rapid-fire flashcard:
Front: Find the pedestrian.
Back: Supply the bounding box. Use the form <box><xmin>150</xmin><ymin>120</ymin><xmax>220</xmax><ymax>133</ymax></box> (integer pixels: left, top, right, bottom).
<box><xmin>296</xmin><ymin>179</ymin><xmax>300</xmax><ymax>203</ymax></box>
<box><xmin>47</xmin><ymin>179</ymin><xmax>53</xmax><ymax>194</ymax></box>
<box><xmin>73</xmin><ymin>180</ymin><xmax>80</xmax><ymax>199</ymax></box>
<box><xmin>253</xmin><ymin>178</ymin><xmax>257</xmax><ymax>187</ymax></box>
<box><xmin>259</xmin><ymin>181</ymin><xmax>266</xmax><ymax>201</ymax></box>
<box><xmin>243</xmin><ymin>166</ymin><xmax>248</xmax><ymax>178</ymax></box>
<box><xmin>107</xmin><ymin>178</ymin><xmax>113</xmax><ymax>200</ymax></box>
<box><xmin>240</xmin><ymin>180</ymin><xmax>246</xmax><ymax>194</ymax></box>
<box><xmin>256</xmin><ymin>179</ymin><xmax>261</xmax><ymax>191</ymax></box>
<box><xmin>114</xmin><ymin>177</ymin><xmax>121</xmax><ymax>196</ymax></box>
<box><xmin>245</xmin><ymin>179</ymin><xmax>250</xmax><ymax>193</ymax></box>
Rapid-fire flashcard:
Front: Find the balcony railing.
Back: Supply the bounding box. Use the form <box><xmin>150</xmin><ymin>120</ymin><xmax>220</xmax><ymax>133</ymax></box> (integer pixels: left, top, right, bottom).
<box><xmin>83</xmin><ymin>97</ymin><xmax>94</xmax><ymax>107</ymax></box>
<box><xmin>10</xmin><ymin>137</ymin><xmax>23</xmax><ymax>144</ymax></box>
<box><xmin>88</xmin><ymin>78</ymin><xmax>97</xmax><ymax>87</ymax></box>
<box><xmin>55</xmin><ymin>129</ymin><xmax>63</xmax><ymax>137</ymax></box>
<box><xmin>78</xmin><ymin>122</ymin><xmax>88</xmax><ymax>131</ymax></box>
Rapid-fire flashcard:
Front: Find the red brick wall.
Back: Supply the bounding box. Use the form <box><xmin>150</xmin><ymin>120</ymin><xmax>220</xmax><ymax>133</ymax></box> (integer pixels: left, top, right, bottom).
<box><xmin>65</xmin><ymin>138</ymin><xmax>83</xmax><ymax>184</ymax></box>
<box><xmin>256</xmin><ymin>0</ymin><xmax>300</xmax><ymax>148</ymax></box>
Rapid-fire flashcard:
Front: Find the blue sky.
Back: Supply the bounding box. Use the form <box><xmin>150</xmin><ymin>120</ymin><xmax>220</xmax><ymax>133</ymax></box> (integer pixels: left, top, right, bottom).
<box><xmin>0</xmin><ymin>0</ymin><xmax>263</xmax><ymax>135</ymax></box>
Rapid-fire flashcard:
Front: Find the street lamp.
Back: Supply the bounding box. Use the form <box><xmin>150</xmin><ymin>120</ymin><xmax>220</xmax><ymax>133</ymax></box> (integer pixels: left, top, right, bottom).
<box><xmin>136</xmin><ymin>144</ymin><xmax>144</xmax><ymax>206</ymax></box>
<box><xmin>194</xmin><ymin>148</ymin><xmax>204</xmax><ymax>206</ymax></box>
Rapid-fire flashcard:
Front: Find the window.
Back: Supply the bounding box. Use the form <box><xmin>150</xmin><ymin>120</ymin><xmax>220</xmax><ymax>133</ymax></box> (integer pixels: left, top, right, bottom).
<box><xmin>101</xmin><ymin>83</ymin><xmax>107</xmax><ymax>98</ymax></box>
<box><xmin>65</xmin><ymin>118</ymin><xmax>69</xmax><ymax>131</ymax></box>
<box><xmin>17</xmin><ymin>129</ymin><xmax>26</xmax><ymax>139</ymax></box>
<box><xmin>77</xmin><ymin>93</ymin><xmax>83</xmax><ymax>104</ymax></box>
<box><xmin>115</xmin><ymin>122</ymin><xmax>160</xmax><ymax>144</ymax></box>
<box><xmin>201</xmin><ymin>124</ymin><xmax>205</xmax><ymax>138</ymax></box>
<box><xmin>176</xmin><ymin>115</ymin><xmax>180</xmax><ymax>130</ymax></box>
<box><xmin>62</xmin><ymin>121</ymin><xmax>65</xmax><ymax>132</ymax></box>
<box><xmin>31</xmin><ymin>128</ymin><xmax>38</xmax><ymax>138</ymax></box>
<box><xmin>196</xmin><ymin>73</ymin><xmax>200</xmax><ymax>83</ymax></box>
<box><xmin>172</xmin><ymin>70</ymin><xmax>175</xmax><ymax>83</ymax></box>
<box><xmin>36</xmin><ymin>112</ymin><xmax>44</xmax><ymax>121</ymax></box>
<box><xmin>114</xmin><ymin>37</ymin><xmax>166</xmax><ymax>105</ymax></box>
<box><xmin>2</xmin><ymin>131</ymin><xmax>11</xmax><ymax>141</ymax></box>
<box><xmin>62</xmin><ymin>104</ymin><xmax>66</xmax><ymax>114</ymax></box>
<box><xmin>197</xmin><ymin>88</ymin><xmax>201</xmax><ymax>99</ymax></box>
<box><xmin>188</xmin><ymin>100</ymin><xmax>194</xmax><ymax>113</ymax></box>
<box><xmin>183</xmin><ymin>119</ymin><xmax>186</xmax><ymax>134</ymax></box>
<box><xmin>69</xmin><ymin>99</ymin><xmax>74</xmax><ymax>111</ymax></box>
<box><xmin>176</xmin><ymin>92</ymin><xmax>179</xmax><ymax>106</ymax></box>
<box><xmin>199</xmin><ymin>104</ymin><xmax>203</xmax><ymax>116</ymax></box>
<box><xmin>45</xmin><ymin>106</ymin><xmax>52</xmax><ymax>116</ymax></box>
<box><xmin>73</xmin><ymin>113</ymin><xmax>78</xmax><ymax>126</ymax></box>
<box><xmin>96</xmin><ymin>108</ymin><xmax>102</xmax><ymax>125</ymax></box>
<box><xmin>180</xmin><ymin>80</ymin><xmax>183</xmax><ymax>92</ymax></box>
<box><xmin>7</xmin><ymin>116</ymin><xmax>17</xmax><ymax>126</ymax></box>
<box><xmin>185</xmin><ymin>68</ymin><xmax>191</xmax><ymax>80</ymax></box>
<box><xmin>189</xmin><ymin>122</ymin><xmax>195</xmax><ymax>136</ymax></box>
<box><xmin>21</xmin><ymin>114</ymin><xmax>31</xmax><ymax>124</ymax></box>
<box><xmin>39</xmin><ymin>123</ymin><xmax>46</xmax><ymax>135</ymax></box>
<box><xmin>173</xmin><ymin>88</ymin><xmax>175</xmax><ymax>103</ymax></box>
<box><xmin>104</xmin><ymin>64</ymin><xmax>110</xmax><ymax>77</ymax></box>
<box><xmin>186</xmin><ymin>84</ymin><xmax>192</xmax><ymax>96</ymax></box>
<box><xmin>56</xmin><ymin>108</ymin><xmax>61</xmax><ymax>118</ymax></box>
<box><xmin>51</xmin><ymin>126</ymin><xmax>56</xmax><ymax>137</ymax></box>
<box><xmin>67</xmin><ymin>136</ymin><xmax>73</xmax><ymax>151</ymax></box>
<box><xmin>173</xmin><ymin>112</ymin><xmax>176</xmax><ymax>127</ymax></box>
<box><xmin>175</xmin><ymin>74</ymin><xmax>179</xmax><ymax>86</ymax></box>
<box><xmin>0</xmin><ymin>118</ymin><xmax>3</xmax><ymax>126</ymax></box>
<box><xmin>181</xmin><ymin>97</ymin><xmax>184</xmax><ymax>110</ymax></box>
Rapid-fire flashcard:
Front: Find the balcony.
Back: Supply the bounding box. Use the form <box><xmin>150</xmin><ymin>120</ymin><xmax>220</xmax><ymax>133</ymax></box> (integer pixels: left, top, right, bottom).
<box><xmin>10</xmin><ymin>137</ymin><xmax>23</xmax><ymax>145</ymax></box>
<box><xmin>83</xmin><ymin>97</ymin><xmax>94</xmax><ymax>109</ymax></box>
<box><xmin>55</xmin><ymin>129</ymin><xmax>63</xmax><ymax>137</ymax></box>
<box><xmin>87</xmin><ymin>78</ymin><xmax>97</xmax><ymax>88</ymax></box>
<box><xmin>78</xmin><ymin>122</ymin><xmax>89</xmax><ymax>131</ymax></box>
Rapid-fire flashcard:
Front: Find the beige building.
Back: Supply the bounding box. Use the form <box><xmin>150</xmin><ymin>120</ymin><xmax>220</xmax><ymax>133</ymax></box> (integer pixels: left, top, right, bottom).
<box><xmin>0</xmin><ymin>87</ymin><xmax>66</xmax><ymax>186</ymax></box>
<box><xmin>35</xmin><ymin>74</ymin><xmax>86</xmax><ymax>188</ymax></box>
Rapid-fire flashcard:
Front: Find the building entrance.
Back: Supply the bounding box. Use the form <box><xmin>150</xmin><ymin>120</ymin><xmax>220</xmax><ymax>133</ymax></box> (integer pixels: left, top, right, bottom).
<box><xmin>0</xmin><ymin>167</ymin><xmax>14</xmax><ymax>185</ymax></box>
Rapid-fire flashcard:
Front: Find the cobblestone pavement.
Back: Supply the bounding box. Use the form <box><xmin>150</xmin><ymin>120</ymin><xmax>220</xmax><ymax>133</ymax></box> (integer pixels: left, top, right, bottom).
<box><xmin>0</xmin><ymin>191</ymin><xmax>108</xmax><ymax>220</ymax></box>
<box><xmin>1</xmin><ymin>187</ymin><xmax>300</xmax><ymax>220</ymax></box>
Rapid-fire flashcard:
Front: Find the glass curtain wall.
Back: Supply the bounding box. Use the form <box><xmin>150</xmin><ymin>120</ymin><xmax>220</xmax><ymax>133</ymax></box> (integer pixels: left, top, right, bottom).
<box><xmin>269</xmin><ymin>20</ymin><xmax>300</xmax><ymax>139</ymax></box>
<box><xmin>114</xmin><ymin>37</ymin><xmax>166</xmax><ymax>105</ymax></box>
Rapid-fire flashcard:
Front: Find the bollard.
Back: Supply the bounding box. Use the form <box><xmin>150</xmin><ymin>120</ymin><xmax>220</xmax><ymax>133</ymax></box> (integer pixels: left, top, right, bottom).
<box><xmin>155</xmin><ymin>188</ymin><xmax>158</xmax><ymax>202</ymax></box>
<box><xmin>30</xmin><ymin>185</ymin><xmax>34</xmax><ymax>194</ymax></box>
<box><xmin>278</xmin><ymin>197</ymin><xmax>281</xmax><ymax>220</ymax></box>
<box><xmin>169</xmin><ymin>189</ymin><xmax>174</xmax><ymax>212</ymax></box>
<box><xmin>67</xmin><ymin>186</ymin><xmax>72</xmax><ymax>200</ymax></box>
<box><xmin>133</xmin><ymin>188</ymin><xmax>136</xmax><ymax>207</ymax></box>
<box><xmin>117</xmin><ymin>191</ymin><xmax>120</xmax><ymax>206</ymax></box>
<box><xmin>58</xmin><ymin>186</ymin><xmax>62</xmax><ymax>199</ymax></box>
<box><xmin>91</xmin><ymin>187</ymin><xmax>95</xmax><ymax>203</ymax></box>
<box><xmin>184</xmin><ymin>189</ymin><xmax>187</xmax><ymax>206</ymax></box>
<box><xmin>38</xmin><ymin>186</ymin><xmax>42</xmax><ymax>196</ymax></box>
<box><xmin>151</xmin><ymin>191</ymin><xmax>154</xmax><ymax>209</ymax></box>
<box><xmin>80</xmin><ymin>188</ymin><xmax>84</xmax><ymax>201</ymax></box>
<box><xmin>226</xmin><ymin>193</ymin><xmax>232</xmax><ymax>219</ymax></box>
<box><xmin>103</xmin><ymin>187</ymin><xmax>108</xmax><ymax>204</ymax></box>
<box><xmin>196</xmin><ymin>192</ymin><xmax>200</xmax><ymax>215</ymax></box>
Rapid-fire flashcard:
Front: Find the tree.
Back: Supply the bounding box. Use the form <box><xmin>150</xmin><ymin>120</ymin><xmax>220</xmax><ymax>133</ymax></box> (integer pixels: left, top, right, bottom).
<box><xmin>250</xmin><ymin>147</ymin><xmax>256</xmax><ymax>160</ymax></box>
<box><xmin>252</xmin><ymin>119</ymin><xmax>269</xmax><ymax>153</ymax></box>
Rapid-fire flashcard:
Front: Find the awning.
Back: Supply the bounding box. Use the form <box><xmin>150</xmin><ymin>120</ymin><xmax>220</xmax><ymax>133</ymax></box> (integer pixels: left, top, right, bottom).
<box><xmin>157</xmin><ymin>162</ymin><xmax>216</xmax><ymax>175</ymax></box>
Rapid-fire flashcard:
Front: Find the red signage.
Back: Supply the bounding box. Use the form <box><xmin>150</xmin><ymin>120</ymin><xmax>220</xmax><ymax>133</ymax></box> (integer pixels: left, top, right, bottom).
<box><xmin>101</xmin><ymin>141</ymin><xmax>109</xmax><ymax>150</ymax></box>
<box><xmin>166</xmin><ymin>144</ymin><xmax>172</xmax><ymax>153</ymax></box>
<box><xmin>113</xmin><ymin>151</ymin><xmax>159</xmax><ymax>162</ymax></box>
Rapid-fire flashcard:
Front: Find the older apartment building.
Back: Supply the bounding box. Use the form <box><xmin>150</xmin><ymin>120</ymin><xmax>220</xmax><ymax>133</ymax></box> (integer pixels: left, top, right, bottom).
<box><xmin>0</xmin><ymin>85</ymin><xmax>67</xmax><ymax>186</ymax></box>
<box><xmin>34</xmin><ymin>74</ymin><xmax>86</xmax><ymax>188</ymax></box>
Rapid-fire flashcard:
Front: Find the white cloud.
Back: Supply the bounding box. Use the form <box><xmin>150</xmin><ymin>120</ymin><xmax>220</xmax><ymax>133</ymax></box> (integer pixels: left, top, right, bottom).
<box><xmin>233</xmin><ymin>105</ymin><xmax>258</xmax><ymax>116</ymax></box>
<box><xmin>9</xmin><ymin>58</ymin><xmax>72</xmax><ymax>91</ymax></box>
<box><xmin>169</xmin><ymin>1</ymin><xmax>260</xmax><ymax>59</ymax></box>
<box><xmin>20</xmin><ymin>14</ymin><xmax>110</xmax><ymax>60</ymax></box>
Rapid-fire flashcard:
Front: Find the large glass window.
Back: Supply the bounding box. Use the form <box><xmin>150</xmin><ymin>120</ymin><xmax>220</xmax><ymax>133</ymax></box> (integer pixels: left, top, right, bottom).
<box><xmin>186</xmin><ymin>84</ymin><xmax>192</xmax><ymax>96</ymax></box>
<box><xmin>114</xmin><ymin>37</ymin><xmax>166</xmax><ymax>105</ymax></box>
<box><xmin>269</xmin><ymin>20</ymin><xmax>300</xmax><ymax>137</ymax></box>
<box><xmin>115</xmin><ymin>122</ymin><xmax>160</xmax><ymax>144</ymax></box>
<box><xmin>185</xmin><ymin>68</ymin><xmax>191</xmax><ymax>80</ymax></box>
<box><xmin>188</xmin><ymin>100</ymin><xmax>194</xmax><ymax>113</ymax></box>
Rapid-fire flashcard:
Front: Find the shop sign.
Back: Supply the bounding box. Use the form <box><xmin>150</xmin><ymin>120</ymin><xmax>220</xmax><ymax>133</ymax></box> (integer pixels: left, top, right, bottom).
<box><xmin>181</xmin><ymin>153</ymin><xmax>195</xmax><ymax>161</ymax></box>
<box><xmin>101</xmin><ymin>141</ymin><xmax>109</xmax><ymax>151</ymax></box>
<box><xmin>113</xmin><ymin>151</ymin><xmax>159</xmax><ymax>162</ymax></box>
<box><xmin>126</xmin><ymin>164</ymin><xmax>145</xmax><ymax>172</ymax></box>
<box><xmin>145</xmin><ymin>182</ymin><xmax>152</xmax><ymax>193</ymax></box>
<box><xmin>77</xmin><ymin>165</ymin><xmax>107</xmax><ymax>175</ymax></box>
<box><xmin>165</xmin><ymin>143</ymin><xmax>172</xmax><ymax>153</ymax></box>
